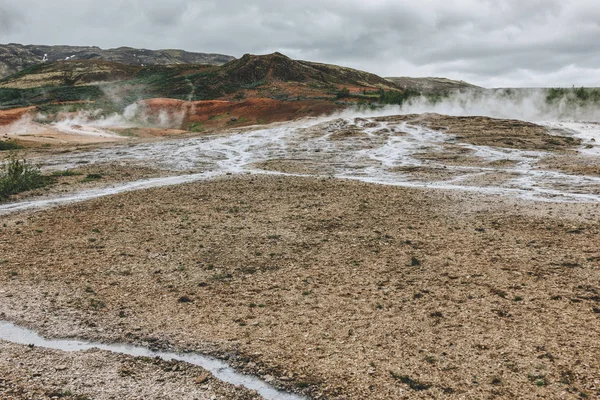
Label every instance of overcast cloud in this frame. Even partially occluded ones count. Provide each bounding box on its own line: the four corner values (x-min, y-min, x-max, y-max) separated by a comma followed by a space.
0, 0, 599, 88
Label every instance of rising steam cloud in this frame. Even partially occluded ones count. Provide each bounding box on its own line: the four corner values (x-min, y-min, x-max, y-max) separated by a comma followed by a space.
395, 89, 600, 122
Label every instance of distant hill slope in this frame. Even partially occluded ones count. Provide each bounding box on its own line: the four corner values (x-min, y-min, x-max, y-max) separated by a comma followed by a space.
219, 52, 397, 89
0, 52, 405, 108
0, 60, 143, 89
386, 76, 480, 93
0, 43, 235, 79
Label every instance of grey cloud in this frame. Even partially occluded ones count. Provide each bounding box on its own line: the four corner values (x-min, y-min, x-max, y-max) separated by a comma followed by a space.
0, 1, 24, 36
1, 0, 600, 87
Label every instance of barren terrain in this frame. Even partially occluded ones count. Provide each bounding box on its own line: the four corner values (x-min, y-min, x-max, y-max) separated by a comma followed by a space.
1, 175, 599, 399
0, 111, 599, 399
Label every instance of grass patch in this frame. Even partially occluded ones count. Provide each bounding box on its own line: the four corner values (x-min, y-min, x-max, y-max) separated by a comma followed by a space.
81, 173, 103, 182
187, 122, 205, 132
0, 141, 24, 151
117, 128, 139, 138
51, 170, 83, 177
528, 374, 548, 387
0, 155, 52, 200
89, 298, 106, 310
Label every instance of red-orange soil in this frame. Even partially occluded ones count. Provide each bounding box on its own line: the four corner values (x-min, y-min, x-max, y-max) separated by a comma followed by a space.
139, 98, 340, 130
0, 107, 35, 126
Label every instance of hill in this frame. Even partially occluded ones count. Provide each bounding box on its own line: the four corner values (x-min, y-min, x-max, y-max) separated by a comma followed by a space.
0, 43, 234, 79
219, 52, 396, 89
0, 60, 142, 89
0, 52, 406, 110
385, 76, 480, 93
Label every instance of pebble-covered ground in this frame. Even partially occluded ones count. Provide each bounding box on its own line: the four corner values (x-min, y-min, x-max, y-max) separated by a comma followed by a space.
1, 175, 599, 399
0, 340, 259, 399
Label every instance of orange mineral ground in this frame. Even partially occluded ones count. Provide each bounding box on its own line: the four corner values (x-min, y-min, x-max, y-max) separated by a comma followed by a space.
0, 107, 35, 126
138, 97, 341, 130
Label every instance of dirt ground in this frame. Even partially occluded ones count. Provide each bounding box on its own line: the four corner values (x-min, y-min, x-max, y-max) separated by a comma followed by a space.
0, 340, 258, 400
0, 98, 340, 149
4, 163, 173, 203
383, 114, 580, 151
1, 175, 599, 399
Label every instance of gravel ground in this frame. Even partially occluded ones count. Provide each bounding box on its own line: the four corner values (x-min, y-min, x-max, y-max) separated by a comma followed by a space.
0, 340, 259, 400
0, 175, 599, 399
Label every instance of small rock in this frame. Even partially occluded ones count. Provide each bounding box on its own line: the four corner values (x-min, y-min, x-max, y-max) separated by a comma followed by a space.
194, 372, 210, 384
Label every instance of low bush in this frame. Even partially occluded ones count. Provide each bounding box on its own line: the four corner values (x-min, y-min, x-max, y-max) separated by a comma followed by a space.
0, 155, 51, 200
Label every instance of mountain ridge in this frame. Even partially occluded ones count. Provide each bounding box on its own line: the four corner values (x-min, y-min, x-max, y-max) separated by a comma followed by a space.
385, 76, 480, 93
0, 43, 235, 79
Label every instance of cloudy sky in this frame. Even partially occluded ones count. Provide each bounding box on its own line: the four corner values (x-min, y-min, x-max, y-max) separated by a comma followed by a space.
0, 0, 599, 88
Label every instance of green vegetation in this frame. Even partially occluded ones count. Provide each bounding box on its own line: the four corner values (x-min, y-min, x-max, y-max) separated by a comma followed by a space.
0, 141, 24, 151
51, 170, 83, 177
336, 87, 351, 99
0, 155, 52, 200
116, 128, 139, 137
187, 122, 205, 132
528, 374, 548, 387
81, 173, 103, 182
546, 87, 600, 105
89, 298, 106, 309
0, 85, 103, 108
378, 88, 420, 105
241, 80, 267, 89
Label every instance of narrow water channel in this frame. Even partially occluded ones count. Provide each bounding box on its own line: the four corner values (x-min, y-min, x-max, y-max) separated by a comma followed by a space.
0, 321, 306, 400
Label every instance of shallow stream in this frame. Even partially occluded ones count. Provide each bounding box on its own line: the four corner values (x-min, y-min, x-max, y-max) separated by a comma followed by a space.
0, 321, 305, 400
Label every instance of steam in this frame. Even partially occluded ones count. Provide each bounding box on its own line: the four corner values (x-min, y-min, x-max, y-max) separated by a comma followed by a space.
48, 104, 188, 133
395, 89, 600, 122
54, 109, 134, 128
5, 88, 600, 143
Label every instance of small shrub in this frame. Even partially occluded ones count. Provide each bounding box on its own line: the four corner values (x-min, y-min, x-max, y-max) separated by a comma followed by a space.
528, 374, 548, 387
0, 155, 51, 200
89, 299, 106, 309
491, 377, 503, 386
336, 87, 351, 99
178, 295, 193, 303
